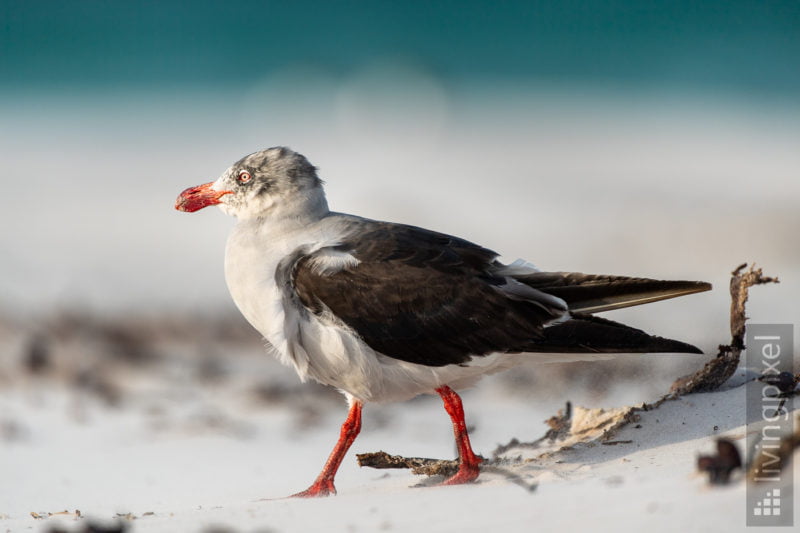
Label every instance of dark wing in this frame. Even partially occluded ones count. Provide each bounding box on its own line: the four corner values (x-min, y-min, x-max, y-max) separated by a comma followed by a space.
290, 222, 568, 367
530, 313, 703, 354
512, 271, 711, 314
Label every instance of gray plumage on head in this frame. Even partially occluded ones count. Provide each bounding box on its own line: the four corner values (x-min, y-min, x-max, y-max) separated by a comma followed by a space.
213, 146, 328, 221
235, 146, 322, 192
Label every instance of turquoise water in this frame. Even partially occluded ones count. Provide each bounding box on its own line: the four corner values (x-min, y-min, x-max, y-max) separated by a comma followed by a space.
2, 1, 799, 100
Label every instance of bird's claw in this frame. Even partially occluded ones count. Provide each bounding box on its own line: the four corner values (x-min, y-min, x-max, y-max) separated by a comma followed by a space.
439, 463, 481, 486
290, 480, 337, 498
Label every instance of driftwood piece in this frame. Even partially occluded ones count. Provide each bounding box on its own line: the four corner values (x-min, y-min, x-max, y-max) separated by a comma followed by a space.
670, 263, 778, 395
356, 451, 538, 492
356, 451, 460, 478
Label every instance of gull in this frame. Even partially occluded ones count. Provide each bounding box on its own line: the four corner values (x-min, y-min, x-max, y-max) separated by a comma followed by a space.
175, 146, 710, 497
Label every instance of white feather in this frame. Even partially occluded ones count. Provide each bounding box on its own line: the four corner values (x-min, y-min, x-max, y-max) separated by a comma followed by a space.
497, 258, 541, 275
305, 249, 360, 276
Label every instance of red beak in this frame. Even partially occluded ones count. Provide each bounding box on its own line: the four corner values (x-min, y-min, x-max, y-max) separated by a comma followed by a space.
175, 182, 232, 213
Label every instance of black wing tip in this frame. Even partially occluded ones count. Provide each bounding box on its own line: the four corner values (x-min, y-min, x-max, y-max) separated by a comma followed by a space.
533, 314, 707, 355
629, 278, 713, 295
686, 280, 713, 293
652, 337, 705, 354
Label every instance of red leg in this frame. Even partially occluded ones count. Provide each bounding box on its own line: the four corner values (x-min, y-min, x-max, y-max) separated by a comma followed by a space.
435, 385, 482, 485
291, 400, 363, 497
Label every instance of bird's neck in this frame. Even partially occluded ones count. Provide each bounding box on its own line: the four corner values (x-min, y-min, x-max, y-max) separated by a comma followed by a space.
241, 187, 331, 236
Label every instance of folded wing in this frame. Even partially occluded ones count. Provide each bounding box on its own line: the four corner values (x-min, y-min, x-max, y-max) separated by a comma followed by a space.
289, 221, 710, 366
291, 222, 566, 366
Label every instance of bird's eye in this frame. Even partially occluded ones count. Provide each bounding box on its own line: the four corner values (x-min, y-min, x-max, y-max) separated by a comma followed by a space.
237, 170, 252, 183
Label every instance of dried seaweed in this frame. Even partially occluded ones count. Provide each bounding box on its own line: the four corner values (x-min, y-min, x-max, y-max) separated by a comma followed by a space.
671, 263, 778, 395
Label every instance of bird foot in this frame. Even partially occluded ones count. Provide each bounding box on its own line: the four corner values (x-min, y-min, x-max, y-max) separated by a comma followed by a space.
291, 479, 337, 498
439, 462, 481, 486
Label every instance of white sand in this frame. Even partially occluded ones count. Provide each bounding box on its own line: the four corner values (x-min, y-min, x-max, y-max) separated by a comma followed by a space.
1, 363, 796, 532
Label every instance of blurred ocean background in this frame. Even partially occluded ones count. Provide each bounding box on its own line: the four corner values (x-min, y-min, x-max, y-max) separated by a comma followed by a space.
1, 0, 797, 348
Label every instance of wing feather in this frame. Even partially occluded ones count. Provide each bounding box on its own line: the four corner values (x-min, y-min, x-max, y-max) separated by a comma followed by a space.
291, 223, 567, 366
288, 221, 709, 365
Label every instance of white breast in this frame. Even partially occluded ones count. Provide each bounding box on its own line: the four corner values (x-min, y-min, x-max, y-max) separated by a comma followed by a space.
225, 216, 334, 373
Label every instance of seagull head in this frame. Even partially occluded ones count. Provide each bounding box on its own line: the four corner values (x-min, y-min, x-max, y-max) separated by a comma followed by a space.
175, 146, 328, 221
